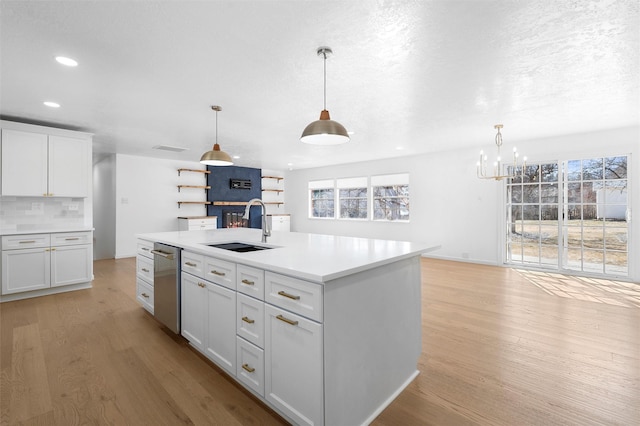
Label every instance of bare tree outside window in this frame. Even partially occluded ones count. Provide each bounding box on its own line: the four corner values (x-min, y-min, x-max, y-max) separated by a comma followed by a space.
373, 185, 410, 221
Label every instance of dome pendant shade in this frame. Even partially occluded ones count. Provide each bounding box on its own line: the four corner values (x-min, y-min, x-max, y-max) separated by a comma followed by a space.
300, 47, 349, 145
300, 109, 350, 145
200, 105, 233, 166
200, 143, 233, 166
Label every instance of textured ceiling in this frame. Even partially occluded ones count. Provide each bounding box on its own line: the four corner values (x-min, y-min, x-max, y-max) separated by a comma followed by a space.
1, 0, 638, 170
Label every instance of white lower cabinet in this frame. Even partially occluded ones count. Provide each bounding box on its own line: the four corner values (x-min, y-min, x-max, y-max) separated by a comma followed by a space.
136, 239, 154, 314
204, 281, 236, 375
264, 304, 324, 426
181, 272, 206, 349
1, 232, 92, 296
181, 268, 236, 375
180, 251, 324, 425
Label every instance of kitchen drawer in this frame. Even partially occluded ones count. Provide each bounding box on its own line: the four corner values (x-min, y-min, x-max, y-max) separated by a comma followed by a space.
236, 336, 264, 397
182, 251, 204, 278
203, 256, 235, 289
187, 224, 217, 230
136, 255, 154, 284
237, 293, 264, 348
136, 277, 154, 314
237, 264, 265, 300
265, 272, 323, 322
137, 239, 154, 258
51, 231, 92, 246
2, 234, 50, 250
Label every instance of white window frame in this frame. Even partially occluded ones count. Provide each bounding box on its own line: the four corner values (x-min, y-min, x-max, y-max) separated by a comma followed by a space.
337, 177, 368, 220
371, 173, 410, 222
308, 179, 335, 219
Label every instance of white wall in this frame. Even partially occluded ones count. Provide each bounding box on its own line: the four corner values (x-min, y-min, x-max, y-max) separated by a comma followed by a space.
286, 126, 640, 280
114, 154, 209, 258
93, 154, 116, 259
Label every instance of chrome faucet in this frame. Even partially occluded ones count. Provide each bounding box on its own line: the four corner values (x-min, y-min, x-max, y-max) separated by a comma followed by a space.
243, 198, 271, 243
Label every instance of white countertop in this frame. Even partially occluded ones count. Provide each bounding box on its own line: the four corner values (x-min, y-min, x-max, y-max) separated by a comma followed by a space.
1, 227, 94, 236
137, 228, 439, 283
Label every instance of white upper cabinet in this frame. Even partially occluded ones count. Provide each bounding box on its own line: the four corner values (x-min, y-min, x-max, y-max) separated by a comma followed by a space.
1, 129, 89, 197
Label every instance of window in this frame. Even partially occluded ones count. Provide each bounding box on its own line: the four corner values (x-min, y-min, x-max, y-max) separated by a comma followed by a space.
371, 174, 410, 221
337, 177, 368, 219
506, 155, 629, 277
309, 180, 335, 218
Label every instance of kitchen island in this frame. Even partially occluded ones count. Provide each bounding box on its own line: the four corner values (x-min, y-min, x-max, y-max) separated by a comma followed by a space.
137, 228, 438, 426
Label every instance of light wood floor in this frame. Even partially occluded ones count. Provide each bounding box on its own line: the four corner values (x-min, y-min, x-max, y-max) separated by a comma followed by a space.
1, 258, 638, 425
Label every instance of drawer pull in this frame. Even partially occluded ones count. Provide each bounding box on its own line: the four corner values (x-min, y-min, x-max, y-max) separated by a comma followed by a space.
276, 314, 298, 326
65, 237, 80, 241
277, 290, 300, 300
141, 293, 149, 298
211, 270, 226, 276
185, 261, 197, 267
242, 363, 255, 373
241, 279, 255, 286
141, 247, 150, 251
19, 240, 37, 244
198, 282, 206, 288
141, 268, 149, 273
242, 316, 255, 324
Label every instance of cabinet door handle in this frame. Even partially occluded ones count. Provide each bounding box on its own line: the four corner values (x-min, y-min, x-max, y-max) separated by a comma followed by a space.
141, 293, 149, 298
242, 363, 255, 373
185, 261, 197, 267
141, 247, 150, 252
277, 290, 300, 300
151, 250, 174, 260
19, 240, 37, 244
65, 237, 80, 241
241, 279, 255, 286
242, 316, 255, 324
141, 268, 149, 273
211, 270, 226, 276
276, 314, 298, 326
198, 282, 206, 288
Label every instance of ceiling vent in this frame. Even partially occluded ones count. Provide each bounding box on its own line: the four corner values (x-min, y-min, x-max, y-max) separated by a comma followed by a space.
152, 145, 189, 152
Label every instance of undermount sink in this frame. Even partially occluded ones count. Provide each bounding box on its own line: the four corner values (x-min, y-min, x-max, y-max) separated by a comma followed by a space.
206, 242, 274, 253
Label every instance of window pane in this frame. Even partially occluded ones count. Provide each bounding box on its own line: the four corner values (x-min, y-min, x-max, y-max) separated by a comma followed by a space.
541, 205, 558, 221
373, 184, 409, 221
523, 205, 539, 220
540, 163, 558, 182
540, 225, 558, 245
583, 250, 604, 273
567, 160, 581, 181
564, 226, 582, 248
567, 182, 581, 203
524, 165, 540, 183
566, 204, 581, 220
540, 183, 558, 203
604, 225, 627, 251
604, 156, 627, 179
605, 252, 628, 275
523, 185, 539, 203
540, 246, 558, 266
582, 158, 603, 180
510, 185, 522, 203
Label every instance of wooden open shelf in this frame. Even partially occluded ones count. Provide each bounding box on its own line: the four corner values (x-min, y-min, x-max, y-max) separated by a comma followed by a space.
262, 189, 283, 193
178, 168, 211, 176
177, 201, 212, 208
262, 175, 283, 181
178, 185, 211, 192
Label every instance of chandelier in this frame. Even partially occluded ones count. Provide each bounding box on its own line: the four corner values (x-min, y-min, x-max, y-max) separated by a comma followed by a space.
476, 124, 526, 181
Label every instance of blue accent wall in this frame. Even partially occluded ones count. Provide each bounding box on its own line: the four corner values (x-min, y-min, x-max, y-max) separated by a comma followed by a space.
206, 166, 263, 228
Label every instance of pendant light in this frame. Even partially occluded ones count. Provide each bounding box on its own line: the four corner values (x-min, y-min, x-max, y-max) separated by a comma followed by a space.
300, 47, 350, 145
200, 105, 233, 166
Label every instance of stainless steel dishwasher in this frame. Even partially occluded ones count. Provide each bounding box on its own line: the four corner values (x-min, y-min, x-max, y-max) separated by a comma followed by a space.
151, 243, 181, 333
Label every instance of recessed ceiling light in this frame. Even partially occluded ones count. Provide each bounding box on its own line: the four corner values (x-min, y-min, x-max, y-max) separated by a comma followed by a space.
395, 146, 404, 150
55, 56, 78, 67
287, 163, 293, 166
43, 101, 60, 108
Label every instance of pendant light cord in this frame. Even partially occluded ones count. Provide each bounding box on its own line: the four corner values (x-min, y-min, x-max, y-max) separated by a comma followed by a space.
323, 50, 327, 110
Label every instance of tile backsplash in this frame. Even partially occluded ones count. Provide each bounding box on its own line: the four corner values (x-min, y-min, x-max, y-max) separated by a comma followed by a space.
0, 197, 86, 232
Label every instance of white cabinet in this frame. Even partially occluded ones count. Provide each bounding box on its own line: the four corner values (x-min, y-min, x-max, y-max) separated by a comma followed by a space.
181, 272, 206, 349
264, 272, 324, 426
1, 231, 92, 295
178, 216, 217, 231
181, 252, 236, 375
136, 239, 154, 314
204, 281, 236, 375
267, 214, 290, 232
1, 129, 89, 197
